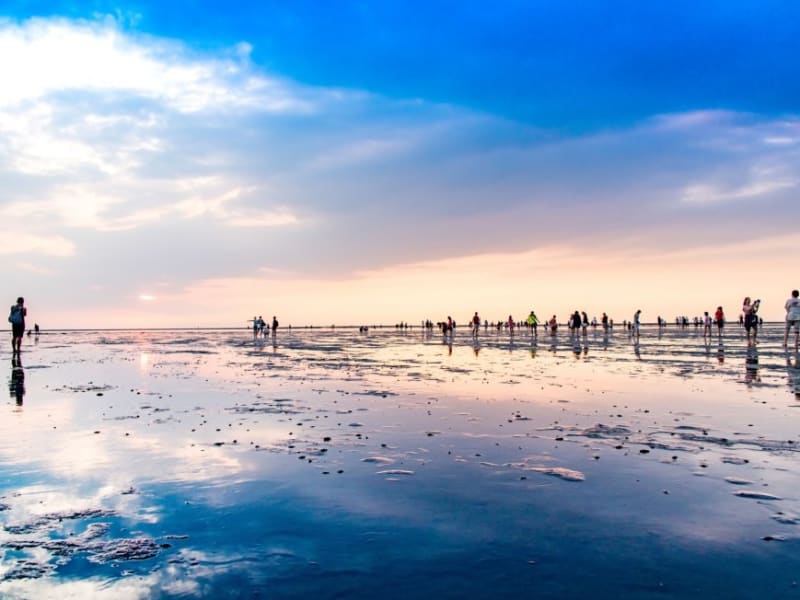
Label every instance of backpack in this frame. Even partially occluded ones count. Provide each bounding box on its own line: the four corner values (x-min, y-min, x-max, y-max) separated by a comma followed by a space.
8, 305, 23, 325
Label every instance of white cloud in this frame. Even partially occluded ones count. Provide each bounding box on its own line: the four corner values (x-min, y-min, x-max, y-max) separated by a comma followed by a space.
224, 208, 299, 227
0, 102, 119, 175
650, 109, 740, 131
763, 136, 797, 146
0, 17, 314, 114
681, 175, 797, 205
0, 231, 75, 256
0, 16, 320, 238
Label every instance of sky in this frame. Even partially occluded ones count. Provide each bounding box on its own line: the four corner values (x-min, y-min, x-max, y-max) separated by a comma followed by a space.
1, 1, 799, 328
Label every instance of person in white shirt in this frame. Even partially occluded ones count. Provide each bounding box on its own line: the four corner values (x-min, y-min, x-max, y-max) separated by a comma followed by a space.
703, 311, 712, 338
784, 290, 800, 350
632, 310, 641, 338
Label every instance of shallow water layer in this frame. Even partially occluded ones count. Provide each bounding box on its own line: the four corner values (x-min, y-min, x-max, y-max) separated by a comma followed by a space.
1, 325, 800, 599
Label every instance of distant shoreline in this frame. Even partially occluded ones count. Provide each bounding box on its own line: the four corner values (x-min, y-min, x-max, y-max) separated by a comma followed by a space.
4, 322, 786, 333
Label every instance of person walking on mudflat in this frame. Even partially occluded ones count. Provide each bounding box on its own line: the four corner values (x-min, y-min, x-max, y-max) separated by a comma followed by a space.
8, 297, 26, 354
785, 290, 800, 350
742, 297, 759, 346
714, 306, 725, 340
632, 310, 642, 339
472, 312, 481, 338
527, 310, 538, 337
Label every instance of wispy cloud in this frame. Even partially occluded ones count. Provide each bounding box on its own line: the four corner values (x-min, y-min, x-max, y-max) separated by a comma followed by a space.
0, 231, 75, 256
681, 180, 796, 205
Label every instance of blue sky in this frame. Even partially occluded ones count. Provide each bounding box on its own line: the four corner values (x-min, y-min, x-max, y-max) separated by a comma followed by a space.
9, 1, 800, 126
134, 1, 800, 123
1, 2, 799, 325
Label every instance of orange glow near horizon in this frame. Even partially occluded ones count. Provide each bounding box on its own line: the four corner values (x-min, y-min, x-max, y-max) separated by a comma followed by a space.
35, 233, 800, 329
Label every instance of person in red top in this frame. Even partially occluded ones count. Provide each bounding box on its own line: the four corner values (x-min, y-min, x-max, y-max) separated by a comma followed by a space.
714, 306, 725, 340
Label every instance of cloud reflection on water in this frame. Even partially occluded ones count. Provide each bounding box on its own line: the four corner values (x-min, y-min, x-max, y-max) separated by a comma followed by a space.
1, 327, 799, 596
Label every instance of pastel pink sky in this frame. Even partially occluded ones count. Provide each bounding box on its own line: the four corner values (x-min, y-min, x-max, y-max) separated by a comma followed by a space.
44, 234, 798, 328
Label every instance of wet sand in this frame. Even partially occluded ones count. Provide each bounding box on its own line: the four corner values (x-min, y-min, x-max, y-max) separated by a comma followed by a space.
1, 325, 799, 598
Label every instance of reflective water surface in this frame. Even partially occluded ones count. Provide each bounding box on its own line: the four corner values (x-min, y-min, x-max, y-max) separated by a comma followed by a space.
2, 325, 800, 598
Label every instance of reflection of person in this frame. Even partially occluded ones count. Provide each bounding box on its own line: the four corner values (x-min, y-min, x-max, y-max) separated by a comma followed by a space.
745, 347, 759, 385
784, 290, 800, 350
9, 297, 26, 354
787, 355, 800, 398
10, 355, 24, 406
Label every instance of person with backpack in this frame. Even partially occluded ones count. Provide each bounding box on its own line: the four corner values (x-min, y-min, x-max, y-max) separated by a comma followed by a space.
8, 297, 26, 354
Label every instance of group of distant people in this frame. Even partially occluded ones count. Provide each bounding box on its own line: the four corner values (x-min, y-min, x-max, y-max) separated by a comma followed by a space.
436, 310, 617, 339
8, 291, 800, 354
252, 315, 279, 338
688, 294, 800, 349
423, 290, 800, 352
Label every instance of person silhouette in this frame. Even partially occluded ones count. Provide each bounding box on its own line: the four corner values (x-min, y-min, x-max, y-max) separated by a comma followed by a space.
9, 297, 26, 354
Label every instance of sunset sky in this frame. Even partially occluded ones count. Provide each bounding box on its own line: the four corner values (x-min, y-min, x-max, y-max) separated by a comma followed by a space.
2, 2, 799, 328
